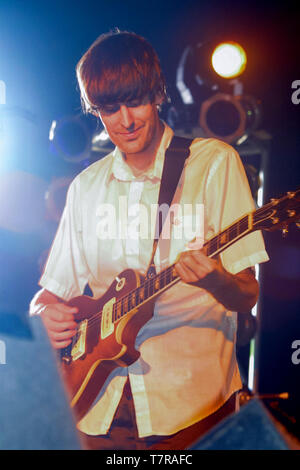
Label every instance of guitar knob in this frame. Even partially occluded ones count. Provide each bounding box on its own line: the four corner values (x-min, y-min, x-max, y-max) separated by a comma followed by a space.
62, 355, 72, 364
272, 217, 279, 224
288, 210, 296, 217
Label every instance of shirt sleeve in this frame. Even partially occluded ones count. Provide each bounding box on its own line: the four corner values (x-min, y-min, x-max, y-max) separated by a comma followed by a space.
204, 141, 269, 274
39, 176, 90, 301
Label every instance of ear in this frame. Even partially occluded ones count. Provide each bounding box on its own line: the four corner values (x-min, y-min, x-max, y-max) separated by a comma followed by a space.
154, 93, 164, 106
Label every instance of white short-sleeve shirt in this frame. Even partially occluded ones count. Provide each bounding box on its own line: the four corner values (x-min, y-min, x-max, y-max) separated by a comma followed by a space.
39, 123, 269, 437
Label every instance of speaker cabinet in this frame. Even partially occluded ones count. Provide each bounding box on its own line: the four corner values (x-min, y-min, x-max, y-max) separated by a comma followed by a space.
0, 315, 81, 449
190, 398, 297, 450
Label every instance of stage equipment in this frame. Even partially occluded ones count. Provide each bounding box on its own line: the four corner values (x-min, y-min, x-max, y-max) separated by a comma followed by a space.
49, 114, 93, 163
49, 114, 114, 165
199, 92, 262, 144
189, 397, 299, 450
173, 41, 261, 145
0, 313, 82, 449
211, 42, 247, 79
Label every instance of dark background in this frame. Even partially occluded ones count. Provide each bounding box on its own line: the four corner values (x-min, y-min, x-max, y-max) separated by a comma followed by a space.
0, 0, 299, 442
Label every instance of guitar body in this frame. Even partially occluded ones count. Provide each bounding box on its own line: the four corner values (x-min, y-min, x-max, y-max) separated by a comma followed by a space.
60, 269, 154, 420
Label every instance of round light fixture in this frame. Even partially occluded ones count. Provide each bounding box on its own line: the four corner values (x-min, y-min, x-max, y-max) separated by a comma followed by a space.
211, 42, 247, 79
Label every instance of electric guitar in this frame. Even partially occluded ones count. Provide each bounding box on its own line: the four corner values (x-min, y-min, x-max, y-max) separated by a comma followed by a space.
59, 189, 300, 420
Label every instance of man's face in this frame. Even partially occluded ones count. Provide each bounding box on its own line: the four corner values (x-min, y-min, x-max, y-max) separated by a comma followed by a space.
95, 96, 162, 157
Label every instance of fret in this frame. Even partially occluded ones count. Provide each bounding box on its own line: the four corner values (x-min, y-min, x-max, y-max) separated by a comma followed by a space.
144, 280, 150, 301
123, 296, 128, 313
218, 229, 229, 248
230, 223, 238, 240
130, 291, 136, 308
206, 237, 217, 256
138, 286, 144, 302
159, 271, 165, 289
111, 213, 253, 325
166, 267, 172, 284
149, 278, 155, 297
116, 300, 122, 320
127, 293, 132, 311
203, 215, 251, 259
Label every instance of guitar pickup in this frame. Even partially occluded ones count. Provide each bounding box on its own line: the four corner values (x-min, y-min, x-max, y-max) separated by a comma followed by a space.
71, 319, 88, 361
101, 297, 116, 339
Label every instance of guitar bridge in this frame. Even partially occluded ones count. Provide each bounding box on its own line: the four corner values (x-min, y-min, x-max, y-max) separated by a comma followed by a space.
71, 319, 88, 361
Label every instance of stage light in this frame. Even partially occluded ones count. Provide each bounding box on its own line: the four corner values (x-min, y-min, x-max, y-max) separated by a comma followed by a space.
211, 42, 247, 79
173, 41, 253, 137
199, 93, 262, 144
49, 114, 92, 163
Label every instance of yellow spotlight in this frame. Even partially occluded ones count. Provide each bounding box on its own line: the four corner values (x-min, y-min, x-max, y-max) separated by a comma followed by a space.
211, 42, 247, 79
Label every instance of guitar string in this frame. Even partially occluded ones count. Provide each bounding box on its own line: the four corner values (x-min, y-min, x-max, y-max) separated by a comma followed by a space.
66, 200, 292, 353
64, 194, 299, 354
79, 265, 178, 330
72, 203, 281, 335
77, 213, 252, 332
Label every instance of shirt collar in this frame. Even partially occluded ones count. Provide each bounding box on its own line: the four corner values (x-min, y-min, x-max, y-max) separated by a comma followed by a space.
108, 122, 174, 184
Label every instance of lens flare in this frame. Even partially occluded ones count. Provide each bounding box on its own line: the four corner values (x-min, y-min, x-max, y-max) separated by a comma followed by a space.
211, 42, 247, 79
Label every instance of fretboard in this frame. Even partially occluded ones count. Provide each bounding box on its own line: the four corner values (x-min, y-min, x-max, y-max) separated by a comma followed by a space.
112, 213, 253, 322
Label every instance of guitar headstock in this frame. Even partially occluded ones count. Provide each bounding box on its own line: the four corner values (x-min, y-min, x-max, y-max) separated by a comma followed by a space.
253, 188, 300, 233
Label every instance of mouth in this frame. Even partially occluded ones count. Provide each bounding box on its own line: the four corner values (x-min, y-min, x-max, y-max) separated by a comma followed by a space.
118, 125, 144, 139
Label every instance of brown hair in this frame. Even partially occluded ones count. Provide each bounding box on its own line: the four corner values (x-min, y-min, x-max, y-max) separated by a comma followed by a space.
76, 30, 167, 113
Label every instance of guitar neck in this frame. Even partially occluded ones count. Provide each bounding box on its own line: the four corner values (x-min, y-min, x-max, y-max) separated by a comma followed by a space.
113, 212, 254, 321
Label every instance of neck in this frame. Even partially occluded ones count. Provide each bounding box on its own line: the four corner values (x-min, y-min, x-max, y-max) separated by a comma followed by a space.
124, 120, 164, 176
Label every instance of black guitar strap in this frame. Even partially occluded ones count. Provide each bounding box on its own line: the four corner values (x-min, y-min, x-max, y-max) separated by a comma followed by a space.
147, 135, 193, 277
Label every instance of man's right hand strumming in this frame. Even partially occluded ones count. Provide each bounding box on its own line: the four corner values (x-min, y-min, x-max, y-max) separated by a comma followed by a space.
30, 288, 78, 349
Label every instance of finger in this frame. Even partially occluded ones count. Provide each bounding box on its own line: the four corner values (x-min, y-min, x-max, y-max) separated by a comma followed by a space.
55, 303, 78, 315
180, 251, 216, 277
177, 256, 206, 280
46, 319, 78, 332
50, 329, 77, 341
42, 306, 77, 323
175, 261, 199, 283
55, 303, 79, 314
51, 338, 73, 349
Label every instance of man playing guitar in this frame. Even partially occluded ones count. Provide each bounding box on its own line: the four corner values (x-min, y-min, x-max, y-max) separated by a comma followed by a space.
30, 30, 269, 450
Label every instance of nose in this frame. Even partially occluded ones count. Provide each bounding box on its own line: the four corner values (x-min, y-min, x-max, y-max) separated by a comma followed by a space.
119, 105, 134, 129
